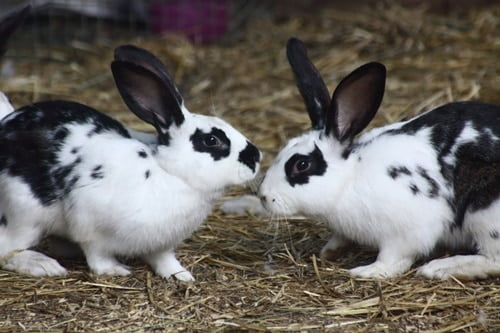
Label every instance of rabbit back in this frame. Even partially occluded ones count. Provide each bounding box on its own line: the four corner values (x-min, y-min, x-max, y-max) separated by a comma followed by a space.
323, 101, 500, 249
378, 101, 500, 228
1, 101, 131, 205
0, 100, 212, 255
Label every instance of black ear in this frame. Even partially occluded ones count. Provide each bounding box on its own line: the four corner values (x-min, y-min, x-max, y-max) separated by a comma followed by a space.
0, 4, 30, 58
111, 60, 185, 131
286, 37, 331, 130
113, 45, 183, 106
327, 62, 386, 142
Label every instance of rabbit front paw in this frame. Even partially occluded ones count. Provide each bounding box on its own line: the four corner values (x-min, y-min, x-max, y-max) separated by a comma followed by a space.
219, 195, 268, 216
83, 250, 131, 276
2, 250, 68, 276
145, 250, 195, 281
350, 259, 410, 279
417, 255, 500, 280
172, 270, 195, 282
350, 262, 392, 278
90, 262, 131, 276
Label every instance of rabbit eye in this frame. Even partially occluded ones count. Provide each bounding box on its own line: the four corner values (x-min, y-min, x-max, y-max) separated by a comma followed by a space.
191, 128, 231, 161
295, 159, 311, 172
284, 145, 327, 187
203, 134, 220, 147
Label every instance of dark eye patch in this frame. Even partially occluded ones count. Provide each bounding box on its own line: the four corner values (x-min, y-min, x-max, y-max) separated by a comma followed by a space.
190, 127, 230, 161
285, 145, 327, 187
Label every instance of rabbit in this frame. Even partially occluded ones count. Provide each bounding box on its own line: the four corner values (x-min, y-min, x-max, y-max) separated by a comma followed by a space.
258, 37, 500, 280
0, 10, 261, 281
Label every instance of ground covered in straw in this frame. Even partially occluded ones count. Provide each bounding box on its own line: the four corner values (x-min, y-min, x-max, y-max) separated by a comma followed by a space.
1, 2, 499, 332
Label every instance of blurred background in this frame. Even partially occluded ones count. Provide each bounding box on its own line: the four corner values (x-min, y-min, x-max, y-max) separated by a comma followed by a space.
1, 1, 498, 164
0, 0, 499, 166
0, 1, 497, 44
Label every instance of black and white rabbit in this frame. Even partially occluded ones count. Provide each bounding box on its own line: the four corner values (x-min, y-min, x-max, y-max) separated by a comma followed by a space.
0, 8, 261, 280
258, 37, 500, 280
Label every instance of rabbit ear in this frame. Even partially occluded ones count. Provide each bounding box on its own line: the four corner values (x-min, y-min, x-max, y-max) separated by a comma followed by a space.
327, 62, 386, 142
286, 37, 331, 130
111, 60, 185, 133
0, 4, 30, 57
113, 45, 183, 107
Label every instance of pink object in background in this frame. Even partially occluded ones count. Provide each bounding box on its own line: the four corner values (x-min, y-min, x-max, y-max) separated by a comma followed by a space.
150, 0, 229, 43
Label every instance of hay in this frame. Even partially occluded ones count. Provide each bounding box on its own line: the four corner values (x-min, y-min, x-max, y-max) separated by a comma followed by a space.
1, 2, 499, 332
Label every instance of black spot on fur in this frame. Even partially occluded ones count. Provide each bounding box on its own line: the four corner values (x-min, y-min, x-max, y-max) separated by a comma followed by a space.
341, 148, 351, 160
384, 102, 500, 228
285, 145, 327, 187
0, 215, 7, 226
90, 165, 104, 179
157, 133, 171, 146
342, 140, 371, 160
64, 175, 80, 195
87, 124, 108, 137
416, 167, 440, 198
238, 141, 260, 172
53, 127, 69, 141
53, 157, 82, 190
387, 166, 412, 179
145, 170, 151, 179
454, 144, 500, 213
190, 127, 230, 161
138, 150, 148, 158
0, 131, 59, 205
409, 183, 419, 195
0, 101, 131, 206
447, 124, 500, 227
490, 230, 499, 240
70, 147, 80, 154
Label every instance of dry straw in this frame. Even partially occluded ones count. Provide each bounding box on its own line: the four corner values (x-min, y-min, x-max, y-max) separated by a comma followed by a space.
0, 2, 499, 332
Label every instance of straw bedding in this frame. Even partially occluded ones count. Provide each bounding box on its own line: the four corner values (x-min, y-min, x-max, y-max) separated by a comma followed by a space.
0, 2, 499, 332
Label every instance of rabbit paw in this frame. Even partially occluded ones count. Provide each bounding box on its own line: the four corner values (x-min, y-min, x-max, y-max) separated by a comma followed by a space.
172, 270, 195, 282
155, 262, 195, 281
85, 255, 131, 276
219, 195, 268, 216
417, 255, 500, 280
2, 250, 67, 276
145, 250, 195, 281
350, 261, 403, 279
92, 264, 131, 276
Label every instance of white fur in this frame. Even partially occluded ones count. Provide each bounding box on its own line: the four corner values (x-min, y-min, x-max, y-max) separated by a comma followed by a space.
256, 42, 500, 280
0, 98, 259, 282
219, 194, 269, 216
260, 114, 500, 280
0, 41, 262, 279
